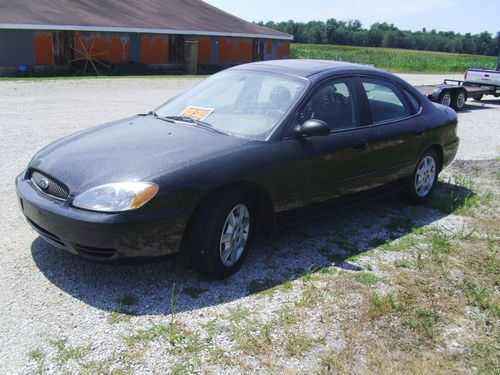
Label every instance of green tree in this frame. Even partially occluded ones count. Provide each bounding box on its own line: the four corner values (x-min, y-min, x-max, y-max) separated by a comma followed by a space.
257, 18, 498, 56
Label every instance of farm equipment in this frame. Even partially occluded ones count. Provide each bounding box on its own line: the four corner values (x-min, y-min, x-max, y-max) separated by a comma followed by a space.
67, 34, 111, 75
416, 79, 499, 110
416, 51, 500, 111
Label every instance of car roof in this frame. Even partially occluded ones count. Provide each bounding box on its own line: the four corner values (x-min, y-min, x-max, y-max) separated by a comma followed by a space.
230, 59, 377, 78
229, 59, 418, 93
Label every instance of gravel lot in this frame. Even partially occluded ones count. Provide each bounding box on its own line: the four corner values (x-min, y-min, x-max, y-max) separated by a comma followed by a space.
0, 74, 498, 374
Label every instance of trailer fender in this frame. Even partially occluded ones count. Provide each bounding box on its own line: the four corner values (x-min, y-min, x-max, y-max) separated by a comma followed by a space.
430, 86, 446, 101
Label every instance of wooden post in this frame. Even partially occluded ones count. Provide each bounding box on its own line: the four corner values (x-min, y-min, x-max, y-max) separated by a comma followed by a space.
184, 40, 198, 74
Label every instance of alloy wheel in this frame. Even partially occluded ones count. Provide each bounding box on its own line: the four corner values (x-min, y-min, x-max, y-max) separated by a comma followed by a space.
219, 204, 250, 267
415, 156, 436, 197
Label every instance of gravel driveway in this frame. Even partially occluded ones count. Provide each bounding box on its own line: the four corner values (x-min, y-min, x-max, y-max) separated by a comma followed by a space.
0, 74, 498, 374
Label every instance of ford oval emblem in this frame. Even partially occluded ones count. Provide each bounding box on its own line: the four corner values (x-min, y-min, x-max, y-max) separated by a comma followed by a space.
39, 178, 50, 189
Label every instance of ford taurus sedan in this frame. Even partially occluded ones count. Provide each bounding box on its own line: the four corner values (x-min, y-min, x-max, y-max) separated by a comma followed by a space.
16, 60, 459, 278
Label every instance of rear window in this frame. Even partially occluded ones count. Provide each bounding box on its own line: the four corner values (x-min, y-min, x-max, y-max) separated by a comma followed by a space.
361, 78, 411, 124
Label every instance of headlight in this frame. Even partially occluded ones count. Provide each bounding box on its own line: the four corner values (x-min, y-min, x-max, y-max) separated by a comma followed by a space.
72, 182, 159, 212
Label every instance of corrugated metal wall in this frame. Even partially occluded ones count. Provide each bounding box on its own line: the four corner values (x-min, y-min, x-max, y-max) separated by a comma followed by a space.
0, 29, 290, 70
265, 39, 274, 60
140, 34, 169, 64
274, 40, 290, 59
218, 37, 253, 64
197, 37, 211, 64
34, 31, 53, 65
0, 29, 35, 67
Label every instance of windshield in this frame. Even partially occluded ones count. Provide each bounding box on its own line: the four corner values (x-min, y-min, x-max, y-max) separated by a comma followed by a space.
155, 70, 309, 140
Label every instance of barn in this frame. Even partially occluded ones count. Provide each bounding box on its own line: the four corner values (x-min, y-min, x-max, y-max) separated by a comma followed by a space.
0, 0, 292, 76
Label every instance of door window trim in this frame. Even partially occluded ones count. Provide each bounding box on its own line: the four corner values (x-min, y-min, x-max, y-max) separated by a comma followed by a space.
401, 87, 423, 114
282, 75, 363, 139
354, 74, 423, 128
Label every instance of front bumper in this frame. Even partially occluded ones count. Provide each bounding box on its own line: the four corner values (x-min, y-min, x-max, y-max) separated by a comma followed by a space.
16, 173, 189, 262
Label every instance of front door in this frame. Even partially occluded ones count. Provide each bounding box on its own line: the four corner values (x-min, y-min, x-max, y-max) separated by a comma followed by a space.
276, 77, 372, 212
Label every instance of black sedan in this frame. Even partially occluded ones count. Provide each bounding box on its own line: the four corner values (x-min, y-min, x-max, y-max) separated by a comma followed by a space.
16, 60, 459, 278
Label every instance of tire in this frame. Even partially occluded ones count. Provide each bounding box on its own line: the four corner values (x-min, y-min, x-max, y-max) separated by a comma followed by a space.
186, 190, 253, 278
451, 90, 467, 111
404, 149, 440, 204
439, 91, 452, 107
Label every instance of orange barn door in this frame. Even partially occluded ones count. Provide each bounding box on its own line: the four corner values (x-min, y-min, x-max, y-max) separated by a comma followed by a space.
34, 33, 53, 66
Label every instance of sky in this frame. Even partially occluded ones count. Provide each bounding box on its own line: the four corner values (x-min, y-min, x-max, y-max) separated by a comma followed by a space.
204, 0, 499, 35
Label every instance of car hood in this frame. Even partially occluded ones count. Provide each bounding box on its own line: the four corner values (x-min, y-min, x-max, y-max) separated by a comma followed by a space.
28, 115, 249, 194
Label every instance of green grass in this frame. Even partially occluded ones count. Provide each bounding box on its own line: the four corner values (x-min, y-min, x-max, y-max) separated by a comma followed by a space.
50, 338, 90, 365
290, 43, 497, 73
369, 292, 406, 319
28, 347, 44, 362
404, 309, 441, 339
285, 333, 314, 357
28, 347, 45, 375
352, 272, 384, 286
127, 322, 183, 345
107, 311, 133, 325
394, 259, 412, 269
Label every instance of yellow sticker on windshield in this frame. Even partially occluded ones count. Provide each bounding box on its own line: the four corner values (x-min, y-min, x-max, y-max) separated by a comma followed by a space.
180, 106, 214, 121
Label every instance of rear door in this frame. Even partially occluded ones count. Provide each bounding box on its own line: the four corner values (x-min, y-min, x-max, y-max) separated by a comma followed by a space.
275, 77, 373, 211
355, 76, 423, 187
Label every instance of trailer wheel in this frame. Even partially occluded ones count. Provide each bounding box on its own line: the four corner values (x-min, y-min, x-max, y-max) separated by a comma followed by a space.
439, 91, 452, 107
451, 90, 466, 111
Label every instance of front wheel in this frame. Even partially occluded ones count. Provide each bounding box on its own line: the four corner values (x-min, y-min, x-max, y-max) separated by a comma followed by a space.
440, 91, 452, 107
404, 150, 439, 204
187, 190, 253, 278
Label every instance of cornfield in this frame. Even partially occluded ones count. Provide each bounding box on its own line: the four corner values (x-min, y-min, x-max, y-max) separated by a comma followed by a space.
290, 44, 498, 73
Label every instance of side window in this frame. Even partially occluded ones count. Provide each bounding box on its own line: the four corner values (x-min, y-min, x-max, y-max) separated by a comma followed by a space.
361, 78, 411, 124
299, 79, 359, 131
402, 88, 421, 113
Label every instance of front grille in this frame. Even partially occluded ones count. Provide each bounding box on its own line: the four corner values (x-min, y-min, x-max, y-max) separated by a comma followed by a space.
74, 244, 117, 259
30, 170, 69, 200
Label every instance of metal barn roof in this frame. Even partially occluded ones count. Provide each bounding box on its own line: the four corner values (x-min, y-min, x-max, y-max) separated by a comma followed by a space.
0, 0, 292, 40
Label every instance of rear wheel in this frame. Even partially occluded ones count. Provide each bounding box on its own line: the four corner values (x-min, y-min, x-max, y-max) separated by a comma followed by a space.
451, 90, 466, 111
187, 190, 253, 278
404, 149, 439, 204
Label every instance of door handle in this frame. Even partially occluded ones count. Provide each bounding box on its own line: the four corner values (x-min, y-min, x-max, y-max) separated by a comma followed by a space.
352, 142, 368, 152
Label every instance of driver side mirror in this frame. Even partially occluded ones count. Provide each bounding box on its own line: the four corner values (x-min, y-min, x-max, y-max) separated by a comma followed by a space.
292, 119, 330, 138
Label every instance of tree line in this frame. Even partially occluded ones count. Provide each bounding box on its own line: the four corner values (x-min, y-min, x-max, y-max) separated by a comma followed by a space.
257, 19, 500, 56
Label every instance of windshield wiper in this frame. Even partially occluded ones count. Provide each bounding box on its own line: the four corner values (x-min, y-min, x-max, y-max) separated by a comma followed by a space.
162, 116, 227, 135
164, 115, 211, 126
148, 111, 175, 123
